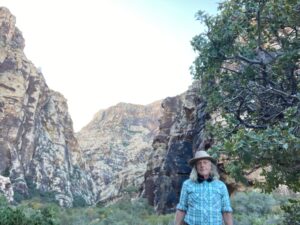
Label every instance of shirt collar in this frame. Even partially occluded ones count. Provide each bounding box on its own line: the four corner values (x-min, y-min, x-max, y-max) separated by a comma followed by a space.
197, 175, 213, 183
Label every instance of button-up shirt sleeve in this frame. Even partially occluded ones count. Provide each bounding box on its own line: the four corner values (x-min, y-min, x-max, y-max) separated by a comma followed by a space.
176, 181, 188, 211
221, 183, 233, 213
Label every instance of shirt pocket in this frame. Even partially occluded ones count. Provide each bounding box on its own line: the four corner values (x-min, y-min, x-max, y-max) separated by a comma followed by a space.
188, 190, 202, 207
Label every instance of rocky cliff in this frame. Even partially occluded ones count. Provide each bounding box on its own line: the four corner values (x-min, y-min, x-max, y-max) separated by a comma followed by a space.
0, 175, 13, 202
0, 7, 97, 206
76, 101, 162, 203
142, 82, 238, 214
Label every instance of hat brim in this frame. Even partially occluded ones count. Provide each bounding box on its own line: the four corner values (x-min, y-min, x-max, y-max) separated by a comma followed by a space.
188, 157, 216, 166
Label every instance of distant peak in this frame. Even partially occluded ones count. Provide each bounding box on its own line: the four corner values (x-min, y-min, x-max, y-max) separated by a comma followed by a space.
0, 7, 25, 52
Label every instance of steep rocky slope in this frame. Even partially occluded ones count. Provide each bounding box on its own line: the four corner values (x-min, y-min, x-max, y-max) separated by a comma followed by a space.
0, 7, 97, 206
76, 101, 162, 203
141, 82, 204, 213
141, 82, 238, 214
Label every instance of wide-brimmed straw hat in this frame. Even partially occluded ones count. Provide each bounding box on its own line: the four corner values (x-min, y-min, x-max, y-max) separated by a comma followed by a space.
188, 150, 216, 166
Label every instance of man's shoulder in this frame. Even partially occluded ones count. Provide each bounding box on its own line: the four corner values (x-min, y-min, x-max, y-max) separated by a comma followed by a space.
213, 179, 225, 183
212, 179, 228, 190
183, 179, 195, 186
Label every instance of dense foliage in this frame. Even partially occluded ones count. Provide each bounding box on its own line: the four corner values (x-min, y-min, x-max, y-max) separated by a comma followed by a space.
0, 196, 58, 225
281, 199, 300, 225
232, 191, 286, 225
192, 0, 300, 192
1, 191, 295, 225
0, 194, 174, 225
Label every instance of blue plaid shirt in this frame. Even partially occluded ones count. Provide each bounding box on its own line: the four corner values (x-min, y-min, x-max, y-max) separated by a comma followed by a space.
176, 179, 233, 225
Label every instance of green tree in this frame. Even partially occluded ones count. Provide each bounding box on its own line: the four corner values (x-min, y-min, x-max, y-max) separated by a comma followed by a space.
191, 0, 300, 192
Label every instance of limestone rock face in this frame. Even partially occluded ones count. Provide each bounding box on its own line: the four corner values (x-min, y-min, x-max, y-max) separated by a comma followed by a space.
76, 101, 162, 202
0, 7, 97, 206
0, 175, 13, 202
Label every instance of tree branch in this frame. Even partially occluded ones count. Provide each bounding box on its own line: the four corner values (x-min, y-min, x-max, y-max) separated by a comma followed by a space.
244, 165, 261, 176
236, 53, 262, 65
268, 86, 300, 101
220, 66, 241, 74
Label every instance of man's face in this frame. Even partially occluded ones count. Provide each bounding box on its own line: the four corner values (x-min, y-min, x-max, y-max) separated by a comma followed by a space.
196, 159, 212, 178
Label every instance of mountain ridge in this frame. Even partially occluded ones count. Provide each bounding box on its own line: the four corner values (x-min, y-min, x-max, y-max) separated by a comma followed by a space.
76, 100, 162, 203
0, 7, 97, 206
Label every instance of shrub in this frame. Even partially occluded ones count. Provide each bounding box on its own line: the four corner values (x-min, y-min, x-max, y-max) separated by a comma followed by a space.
281, 199, 300, 225
72, 195, 87, 207
0, 195, 59, 225
145, 213, 174, 225
232, 191, 286, 225
1, 167, 10, 177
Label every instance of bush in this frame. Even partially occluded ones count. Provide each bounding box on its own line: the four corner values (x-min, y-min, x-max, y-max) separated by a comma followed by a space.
1, 167, 10, 177
145, 214, 174, 225
232, 191, 287, 225
13, 190, 26, 203
0, 195, 59, 225
281, 199, 300, 225
72, 195, 87, 207
95, 198, 153, 225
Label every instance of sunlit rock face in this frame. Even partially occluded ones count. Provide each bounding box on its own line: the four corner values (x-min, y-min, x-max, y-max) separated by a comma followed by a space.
76, 101, 162, 203
0, 175, 14, 202
0, 7, 97, 206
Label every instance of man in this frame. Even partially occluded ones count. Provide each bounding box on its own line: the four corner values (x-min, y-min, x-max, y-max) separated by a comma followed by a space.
174, 150, 233, 225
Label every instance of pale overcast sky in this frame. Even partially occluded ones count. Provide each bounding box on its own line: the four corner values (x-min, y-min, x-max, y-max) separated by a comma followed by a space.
1, 0, 219, 131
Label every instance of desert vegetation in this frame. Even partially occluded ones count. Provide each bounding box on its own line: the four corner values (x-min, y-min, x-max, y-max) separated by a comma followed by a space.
1, 190, 299, 225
